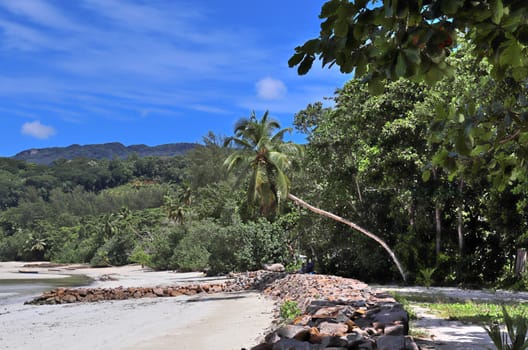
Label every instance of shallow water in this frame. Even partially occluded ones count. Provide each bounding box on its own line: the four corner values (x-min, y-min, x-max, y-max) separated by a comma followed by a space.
0, 274, 93, 305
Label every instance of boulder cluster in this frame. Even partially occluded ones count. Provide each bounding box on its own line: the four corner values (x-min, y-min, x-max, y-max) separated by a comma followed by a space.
253, 273, 418, 350
26, 271, 418, 349
26, 283, 231, 305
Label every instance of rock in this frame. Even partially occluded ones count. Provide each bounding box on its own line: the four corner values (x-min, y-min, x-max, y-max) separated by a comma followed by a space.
264, 263, 285, 272
272, 338, 319, 350
293, 315, 311, 326
320, 336, 347, 347
312, 306, 342, 319
372, 305, 408, 325
62, 294, 77, 303
265, 331, 281, 344
344, 332, 364, 346
384, 324, 405, 336
318, 322, 348, 336
153, 288, 164, 297
376, 335, 406, 350
277, 325, 311, 340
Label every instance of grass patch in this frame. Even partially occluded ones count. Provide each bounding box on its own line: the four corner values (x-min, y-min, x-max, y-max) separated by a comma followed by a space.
423, 302, 528, 325
390, 291, 528, 329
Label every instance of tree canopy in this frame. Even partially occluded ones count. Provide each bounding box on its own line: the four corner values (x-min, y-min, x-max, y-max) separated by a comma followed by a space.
290, 0, 528, 89
290, 1, 528, 192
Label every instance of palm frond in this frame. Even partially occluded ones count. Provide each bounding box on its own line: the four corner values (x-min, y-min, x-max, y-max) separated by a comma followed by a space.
271, 127, 292, 143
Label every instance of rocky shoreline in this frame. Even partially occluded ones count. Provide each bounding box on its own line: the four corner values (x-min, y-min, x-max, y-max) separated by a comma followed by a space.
27, 271, 418, 350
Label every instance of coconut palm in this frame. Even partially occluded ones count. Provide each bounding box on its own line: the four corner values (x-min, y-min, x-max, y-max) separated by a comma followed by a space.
224, 111, 406, 281
224, 110, 301, 216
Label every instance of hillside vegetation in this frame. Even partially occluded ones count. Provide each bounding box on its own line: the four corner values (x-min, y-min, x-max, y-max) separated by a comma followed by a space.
12, 142, 196, 165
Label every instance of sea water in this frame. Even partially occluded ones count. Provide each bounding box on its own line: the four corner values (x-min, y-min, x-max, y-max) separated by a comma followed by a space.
0, 275, 93, 306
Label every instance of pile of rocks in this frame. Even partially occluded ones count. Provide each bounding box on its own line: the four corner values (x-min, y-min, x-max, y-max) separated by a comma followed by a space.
251, 274, 418, 350
26, 283, 229, 305
230, 270, 288, 290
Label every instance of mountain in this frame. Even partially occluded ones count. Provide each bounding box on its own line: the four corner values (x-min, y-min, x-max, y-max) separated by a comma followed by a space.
12, 142, 197, 165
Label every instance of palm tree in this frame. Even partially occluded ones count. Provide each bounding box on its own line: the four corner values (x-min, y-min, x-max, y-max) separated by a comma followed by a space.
224, 111, 406, 281
224, 110, 301, 216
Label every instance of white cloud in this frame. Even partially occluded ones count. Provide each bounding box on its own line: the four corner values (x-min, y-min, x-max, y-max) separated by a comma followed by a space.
21, 121, 56, 139
256, 77, 287, 100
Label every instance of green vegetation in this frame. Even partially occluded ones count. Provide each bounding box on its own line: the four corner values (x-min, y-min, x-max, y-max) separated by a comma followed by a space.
486, 306, 528, 350
280, 300, 302, 321
417, 267, 437, 288
425, 302, 528, 325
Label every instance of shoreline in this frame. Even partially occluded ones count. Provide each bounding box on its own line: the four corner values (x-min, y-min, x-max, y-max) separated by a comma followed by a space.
0, 261, 276, 350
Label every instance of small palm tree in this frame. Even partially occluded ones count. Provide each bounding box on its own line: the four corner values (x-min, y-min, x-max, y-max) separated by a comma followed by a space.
224, 111, 406, 281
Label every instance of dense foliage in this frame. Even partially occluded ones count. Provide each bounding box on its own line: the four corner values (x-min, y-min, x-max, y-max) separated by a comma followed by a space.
292, 0, 528, 198
291, 49, 527, 286
0, 143, 290, 274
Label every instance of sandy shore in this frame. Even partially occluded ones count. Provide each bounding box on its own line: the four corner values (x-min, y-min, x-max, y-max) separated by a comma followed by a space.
0, 261, 276, 350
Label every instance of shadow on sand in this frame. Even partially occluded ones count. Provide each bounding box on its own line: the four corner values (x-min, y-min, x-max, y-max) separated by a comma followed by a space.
186, 293, 249, 303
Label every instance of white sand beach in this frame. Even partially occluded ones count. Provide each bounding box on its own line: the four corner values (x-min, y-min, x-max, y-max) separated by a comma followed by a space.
0, 262, 276, 350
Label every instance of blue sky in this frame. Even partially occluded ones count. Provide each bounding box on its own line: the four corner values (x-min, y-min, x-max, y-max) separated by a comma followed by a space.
0, 0, 349, 157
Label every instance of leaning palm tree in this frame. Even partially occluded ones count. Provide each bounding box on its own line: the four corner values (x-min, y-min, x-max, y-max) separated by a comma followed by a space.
224, 111, 406, 281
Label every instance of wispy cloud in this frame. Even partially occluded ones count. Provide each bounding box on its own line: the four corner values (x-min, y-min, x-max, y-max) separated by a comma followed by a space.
2, 0, 81, 31
189, 105, 230, 115
0, 19, 56, 51
21, 121, 56, 139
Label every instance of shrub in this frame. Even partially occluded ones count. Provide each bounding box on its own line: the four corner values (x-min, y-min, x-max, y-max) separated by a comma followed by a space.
416, 267, 436, 288
280, 300, 301, 321
170, 236, 209, 272
208, 219, 289, 275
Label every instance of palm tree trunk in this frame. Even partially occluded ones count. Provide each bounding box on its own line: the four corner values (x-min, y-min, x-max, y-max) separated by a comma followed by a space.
287, 193, 406, 282
435, 205, 442, 257
432, 167, 442, 259
457, 180, 464, 256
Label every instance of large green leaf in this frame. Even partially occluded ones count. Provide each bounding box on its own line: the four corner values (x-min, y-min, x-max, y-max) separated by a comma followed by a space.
499, 40, 523, 68
491, 0, 504, 25
334, 19, 349, 37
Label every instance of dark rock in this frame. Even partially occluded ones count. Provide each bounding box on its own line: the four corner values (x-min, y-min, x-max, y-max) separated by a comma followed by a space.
272, 338, 318, 350
384, 324, 405, 336
376, 335, 406, 350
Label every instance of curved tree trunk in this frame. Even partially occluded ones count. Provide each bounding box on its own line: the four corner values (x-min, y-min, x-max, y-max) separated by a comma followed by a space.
287, 193, 407, 282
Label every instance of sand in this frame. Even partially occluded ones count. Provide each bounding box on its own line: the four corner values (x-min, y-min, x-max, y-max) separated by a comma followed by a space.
0, 262, 276, 350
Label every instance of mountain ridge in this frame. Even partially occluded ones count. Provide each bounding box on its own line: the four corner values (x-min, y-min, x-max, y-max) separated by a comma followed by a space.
12, 142, 197, 165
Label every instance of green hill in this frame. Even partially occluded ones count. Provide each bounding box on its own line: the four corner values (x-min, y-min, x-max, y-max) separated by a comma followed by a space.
12, 142, 197, 165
